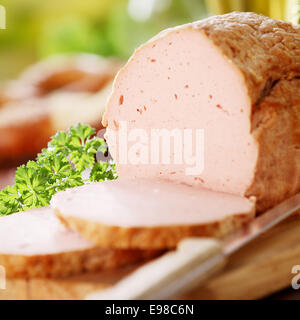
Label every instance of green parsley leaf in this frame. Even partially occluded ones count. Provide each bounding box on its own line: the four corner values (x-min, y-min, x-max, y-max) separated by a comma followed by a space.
0, 123, 117, 216
90, 161, 117, 182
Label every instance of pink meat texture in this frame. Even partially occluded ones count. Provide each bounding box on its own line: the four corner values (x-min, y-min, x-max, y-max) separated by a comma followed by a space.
0, 208, 160, 277
103, 12, 300, 212
51, 179, 255, 248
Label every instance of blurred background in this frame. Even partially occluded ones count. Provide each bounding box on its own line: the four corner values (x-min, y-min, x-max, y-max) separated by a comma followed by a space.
0, 0, 299, 80
0, 0, 299, 187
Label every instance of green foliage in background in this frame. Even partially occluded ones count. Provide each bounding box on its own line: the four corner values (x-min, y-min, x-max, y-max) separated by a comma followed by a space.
38, 16, 114, 57
0, 0, 208, 79
0, 0, 299, 79
106, 0, 207, 58
38, 0, 208, 59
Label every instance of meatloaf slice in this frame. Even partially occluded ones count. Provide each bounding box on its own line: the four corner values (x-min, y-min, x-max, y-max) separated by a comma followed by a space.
0, 207, 160, 278
103, 12, 300, 212
51, 179, 255, 249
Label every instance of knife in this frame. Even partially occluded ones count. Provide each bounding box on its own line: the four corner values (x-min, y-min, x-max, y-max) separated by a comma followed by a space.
87, 193, 300, 300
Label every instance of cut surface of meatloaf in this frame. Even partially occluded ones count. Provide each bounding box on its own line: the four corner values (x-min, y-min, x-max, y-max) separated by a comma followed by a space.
103, 12, 300, 212
51, 179, 255, 249
0, 207, 160, 278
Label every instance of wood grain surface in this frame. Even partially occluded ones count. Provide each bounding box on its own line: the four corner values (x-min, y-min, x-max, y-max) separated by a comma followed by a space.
1, 213, 300, 300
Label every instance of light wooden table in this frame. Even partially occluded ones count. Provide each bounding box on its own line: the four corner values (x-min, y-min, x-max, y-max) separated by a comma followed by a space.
1, 213, 300, 300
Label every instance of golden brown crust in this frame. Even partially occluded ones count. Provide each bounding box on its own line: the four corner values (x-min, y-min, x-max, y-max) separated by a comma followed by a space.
21, 55, 122, 95
37, 70, 115, 95
246, 78, 300, 212
55, 207, 254, 249
194, 12, 300, 104
0, 207, 160, 279
195, 14, 300, 210
0, 245, 160, 279
0, 106, 54, 166
191, 14, 300, 211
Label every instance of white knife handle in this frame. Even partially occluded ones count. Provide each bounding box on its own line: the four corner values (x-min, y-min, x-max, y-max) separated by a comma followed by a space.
87, 238, 227, 300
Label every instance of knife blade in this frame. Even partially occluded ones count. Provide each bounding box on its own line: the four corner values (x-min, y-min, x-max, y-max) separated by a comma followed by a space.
87, 193, 300, 300
224, 192, 300, 255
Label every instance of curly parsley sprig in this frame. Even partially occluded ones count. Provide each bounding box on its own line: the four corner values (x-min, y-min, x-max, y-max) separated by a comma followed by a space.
0, 123, 117, 216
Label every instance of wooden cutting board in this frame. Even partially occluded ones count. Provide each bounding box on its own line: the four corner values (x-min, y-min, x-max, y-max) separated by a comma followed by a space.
1, 213, 300, 300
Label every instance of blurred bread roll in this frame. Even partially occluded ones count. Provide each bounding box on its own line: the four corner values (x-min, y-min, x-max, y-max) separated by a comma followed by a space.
0, 54, 123, 166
